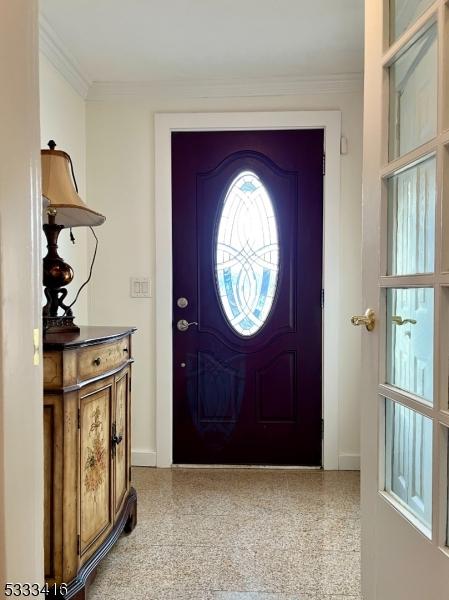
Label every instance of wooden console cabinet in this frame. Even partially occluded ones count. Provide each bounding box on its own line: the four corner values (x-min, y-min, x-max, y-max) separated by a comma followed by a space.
43, 327, 137, 599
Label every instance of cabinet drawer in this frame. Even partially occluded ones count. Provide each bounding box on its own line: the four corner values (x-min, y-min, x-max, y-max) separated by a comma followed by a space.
79, 337, 130, 382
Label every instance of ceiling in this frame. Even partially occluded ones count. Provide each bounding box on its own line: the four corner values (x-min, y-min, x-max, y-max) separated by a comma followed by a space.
40, 0, 364, 84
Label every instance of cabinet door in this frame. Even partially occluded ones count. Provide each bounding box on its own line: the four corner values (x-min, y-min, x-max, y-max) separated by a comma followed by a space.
79, 380, 113, 560
114, 367, 130, 516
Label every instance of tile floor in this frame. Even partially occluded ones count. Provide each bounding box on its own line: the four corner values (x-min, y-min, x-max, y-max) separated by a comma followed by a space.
89, 468, 361, 600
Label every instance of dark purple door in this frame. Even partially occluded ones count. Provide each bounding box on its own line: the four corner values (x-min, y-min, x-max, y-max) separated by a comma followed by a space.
172, 129, 323, 465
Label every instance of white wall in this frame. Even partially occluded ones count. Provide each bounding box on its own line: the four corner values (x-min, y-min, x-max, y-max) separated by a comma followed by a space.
39, 54, 90, 324
0, 0, 43, 586
86, 90, 363, 468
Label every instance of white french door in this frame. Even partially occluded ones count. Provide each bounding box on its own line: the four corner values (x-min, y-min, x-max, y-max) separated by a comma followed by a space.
361, 1, 449, 598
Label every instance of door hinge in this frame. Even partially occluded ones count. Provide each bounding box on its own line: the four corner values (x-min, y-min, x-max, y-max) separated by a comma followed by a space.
322, 153, 326, 176
321, 289, 324, 309
129, 466, 132, 482
129, 377, 132, 393
77, 534, 80, 555
77, 408, 80, 429
321, 419, 324, 440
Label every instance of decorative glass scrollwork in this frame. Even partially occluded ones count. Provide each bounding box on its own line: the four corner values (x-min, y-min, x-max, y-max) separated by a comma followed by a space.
215, 171, 279, 336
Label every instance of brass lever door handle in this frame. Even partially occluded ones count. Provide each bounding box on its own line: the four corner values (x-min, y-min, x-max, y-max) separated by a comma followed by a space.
392, 316, 417, 326
351, 308, 376, 331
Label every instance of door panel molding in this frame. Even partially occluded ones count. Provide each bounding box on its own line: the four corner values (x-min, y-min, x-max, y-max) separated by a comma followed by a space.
196, 351, 243, 424
154, 110, 342, 469
255, 350, 298, 424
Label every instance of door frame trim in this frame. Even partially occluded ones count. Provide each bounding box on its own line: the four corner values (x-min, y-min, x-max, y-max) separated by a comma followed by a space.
154, 110, 341, 469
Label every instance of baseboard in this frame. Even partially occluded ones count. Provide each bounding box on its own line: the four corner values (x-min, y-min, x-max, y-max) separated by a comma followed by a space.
173, 464, 321, 470
338, 453, 360, 470
131, 450, 157, 467
131, 451, 360, 470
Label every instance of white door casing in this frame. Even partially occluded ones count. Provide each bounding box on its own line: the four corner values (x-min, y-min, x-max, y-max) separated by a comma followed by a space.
154, 111, 341, 469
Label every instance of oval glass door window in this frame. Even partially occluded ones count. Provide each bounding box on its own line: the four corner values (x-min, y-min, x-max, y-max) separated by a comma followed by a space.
215, 171, 280, 336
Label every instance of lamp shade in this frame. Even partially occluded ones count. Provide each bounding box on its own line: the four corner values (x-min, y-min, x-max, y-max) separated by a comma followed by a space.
41, 148, 105, 227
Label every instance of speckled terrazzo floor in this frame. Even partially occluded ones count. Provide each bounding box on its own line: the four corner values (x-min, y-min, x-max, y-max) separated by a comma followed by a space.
88, 468, 361, 600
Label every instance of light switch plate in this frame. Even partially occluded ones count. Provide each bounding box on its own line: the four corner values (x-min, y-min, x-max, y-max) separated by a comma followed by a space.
130, 277, 151, 298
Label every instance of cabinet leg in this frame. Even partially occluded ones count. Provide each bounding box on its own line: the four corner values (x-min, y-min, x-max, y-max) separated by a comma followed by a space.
69, 586, 86, 600
60, 567, 97, 600
124, 487, 137, 534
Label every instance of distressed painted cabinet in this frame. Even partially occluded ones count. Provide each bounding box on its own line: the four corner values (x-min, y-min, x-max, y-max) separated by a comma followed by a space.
43, 327, 137, 599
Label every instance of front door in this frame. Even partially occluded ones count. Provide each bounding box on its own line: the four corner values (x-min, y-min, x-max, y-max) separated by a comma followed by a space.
361, 1, 449, 598
172, 129, 323, 465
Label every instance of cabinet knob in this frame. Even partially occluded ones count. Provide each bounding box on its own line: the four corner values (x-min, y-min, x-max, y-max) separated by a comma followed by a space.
123, 348, 129, 353
93, 357, 101, 366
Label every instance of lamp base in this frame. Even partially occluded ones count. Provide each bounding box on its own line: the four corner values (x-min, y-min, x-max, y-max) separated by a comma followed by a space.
42, 217, 79, 335
43, 315, 80, 335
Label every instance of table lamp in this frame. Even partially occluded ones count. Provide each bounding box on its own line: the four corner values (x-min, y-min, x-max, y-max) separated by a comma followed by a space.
41, 140, 105, 334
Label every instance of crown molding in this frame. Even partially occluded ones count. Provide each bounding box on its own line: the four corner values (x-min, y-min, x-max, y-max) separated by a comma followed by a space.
87, 73, 363, 102
37, 17, 363, 103
39, 15, 92, 99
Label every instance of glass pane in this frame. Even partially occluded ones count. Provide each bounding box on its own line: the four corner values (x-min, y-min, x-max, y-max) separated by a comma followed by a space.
390, 0, 435, 43
389, 24, 437, 160
386, 288, 434, 403
387, 156, 436, 275
385, 398, 433, 531
215, 171, 279, 337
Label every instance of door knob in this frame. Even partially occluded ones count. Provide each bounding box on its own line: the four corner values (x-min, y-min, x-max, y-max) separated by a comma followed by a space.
177, 319, 198, 332
351, 308, 376, 331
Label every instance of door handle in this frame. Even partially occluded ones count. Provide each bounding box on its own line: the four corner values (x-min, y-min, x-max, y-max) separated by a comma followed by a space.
111, 422, 123, 458
351, 308, 376, 331
112, 432, 123, 445
392, 315, 417, 326
177, 319, 198, 332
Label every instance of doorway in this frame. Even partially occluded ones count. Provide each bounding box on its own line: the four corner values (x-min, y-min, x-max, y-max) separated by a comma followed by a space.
154, 111, 342, 468
171, 129, 323, 464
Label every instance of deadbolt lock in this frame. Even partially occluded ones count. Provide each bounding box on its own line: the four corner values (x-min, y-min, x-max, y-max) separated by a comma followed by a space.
177, 297, 189, 309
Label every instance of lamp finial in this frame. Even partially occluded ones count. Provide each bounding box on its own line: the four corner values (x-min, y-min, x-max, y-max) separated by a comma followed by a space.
48, 140, 56, 151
